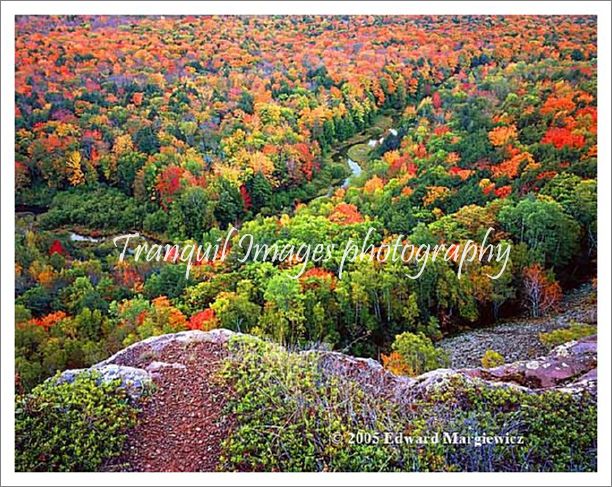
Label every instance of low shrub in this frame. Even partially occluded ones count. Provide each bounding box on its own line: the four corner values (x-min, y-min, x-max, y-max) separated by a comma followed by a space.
481, 349, 505, 368
219, 336, 403, 471
539, 322, 597, 349
413, 376, 597, 471
15, 372, 139, 471
220, 337, 597, 472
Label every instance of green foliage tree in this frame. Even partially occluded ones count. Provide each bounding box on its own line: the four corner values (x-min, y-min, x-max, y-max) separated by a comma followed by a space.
388, 331, 449, 376
498, 196, 580, 268
214, 178, 245, 229
132, 126, 160, 155
541, 174, 597, 251
168, 186, 214, 239
116, 152, 147, 195
246, 171, 273, 212
260, 273, 306, 344
143, 264, 193, 300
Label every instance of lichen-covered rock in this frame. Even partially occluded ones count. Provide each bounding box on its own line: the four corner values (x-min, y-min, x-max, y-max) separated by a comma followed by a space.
462, 335, 597, 390
56, 364, 152, 399
558, 367, 597, 395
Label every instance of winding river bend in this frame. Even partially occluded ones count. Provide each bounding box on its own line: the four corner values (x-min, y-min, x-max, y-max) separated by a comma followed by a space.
329, 123, 399, 194
342, 158, 363, 189
16, 120, 398, 242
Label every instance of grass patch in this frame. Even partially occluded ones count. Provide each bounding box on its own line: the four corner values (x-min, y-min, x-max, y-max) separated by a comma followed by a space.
347, 143, 372, 164
372, 114, 393, 131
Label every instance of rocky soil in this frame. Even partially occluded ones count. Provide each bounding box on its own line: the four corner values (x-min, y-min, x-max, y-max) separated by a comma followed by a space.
116, 341, 231, 471
439, 284, 597, 368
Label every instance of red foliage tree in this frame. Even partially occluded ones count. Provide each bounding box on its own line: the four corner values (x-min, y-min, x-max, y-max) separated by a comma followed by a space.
30, 311, 67, 330
494, 185, 512, 198
432, 91, 442, 110
240, 184, 252, 210
156, 165, 184, 208
188, 308, 218, 331
541, 127, 585, 149
49, 239, 66, 256
328, 202, 364, 225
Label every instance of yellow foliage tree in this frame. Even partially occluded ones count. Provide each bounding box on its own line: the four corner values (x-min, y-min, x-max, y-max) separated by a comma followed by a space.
423, 185, 450, 206
66, 151, 85, 186
113, 134, 133, 156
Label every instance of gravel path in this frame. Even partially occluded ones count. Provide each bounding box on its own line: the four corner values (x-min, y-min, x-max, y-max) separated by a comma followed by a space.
113, 341, 233, 472
438, 285, 597, 368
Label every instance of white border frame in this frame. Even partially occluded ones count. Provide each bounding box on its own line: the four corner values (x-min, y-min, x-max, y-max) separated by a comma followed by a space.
1, 2, 610, 486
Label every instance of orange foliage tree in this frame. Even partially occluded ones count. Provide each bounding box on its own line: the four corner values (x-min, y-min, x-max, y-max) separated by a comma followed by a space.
522, 264, 562, 317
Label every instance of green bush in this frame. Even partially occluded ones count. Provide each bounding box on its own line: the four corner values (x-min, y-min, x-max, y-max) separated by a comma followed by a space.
481, 349, 505, 368
219, 336, 402, 472
390, 331, 449, 376
539, 322, 597, 349
219, 337, 597, 472
15, 372, 139, 472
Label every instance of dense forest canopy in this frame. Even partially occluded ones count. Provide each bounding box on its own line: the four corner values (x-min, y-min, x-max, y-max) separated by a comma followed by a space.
15, 15, 597, 391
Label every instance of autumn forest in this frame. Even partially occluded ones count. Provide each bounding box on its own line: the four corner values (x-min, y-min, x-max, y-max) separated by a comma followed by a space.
13, 15, 598, 472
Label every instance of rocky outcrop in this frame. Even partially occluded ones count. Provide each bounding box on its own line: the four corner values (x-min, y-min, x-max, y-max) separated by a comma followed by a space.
464, 335, 597, 394
56, 329, 238, 399
111, 337, 231, 471
316, 335, 597, 401
49, 326, 596, 472
54, 329, 597, 403
56, 331, 235, 471
97, 329, 237, 367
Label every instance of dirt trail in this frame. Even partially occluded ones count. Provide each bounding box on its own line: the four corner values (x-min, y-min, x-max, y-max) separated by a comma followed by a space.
112, 341, 232, 472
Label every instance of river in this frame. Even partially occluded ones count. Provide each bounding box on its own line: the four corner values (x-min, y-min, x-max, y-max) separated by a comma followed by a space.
70, 233, 104, 242
331, 125, 398, 193
342, 158, 362, 189
17, 124, 396, 241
